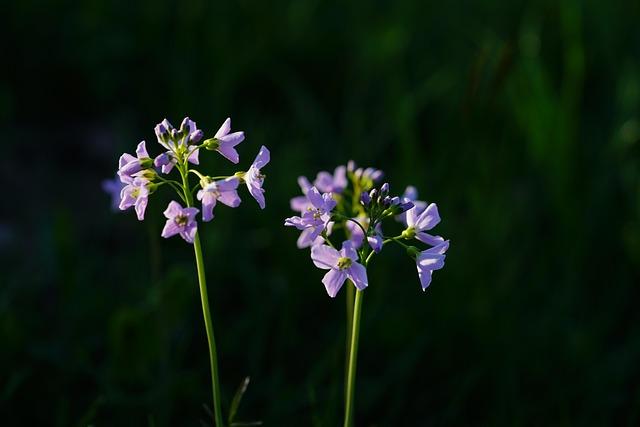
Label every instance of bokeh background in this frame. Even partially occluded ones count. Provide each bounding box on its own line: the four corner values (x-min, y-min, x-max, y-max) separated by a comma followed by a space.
2, 0, 640, 425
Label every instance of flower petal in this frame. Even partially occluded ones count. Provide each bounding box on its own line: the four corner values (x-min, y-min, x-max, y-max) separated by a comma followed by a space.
347, 262, 368, 290
311, 244, 340, 270
322, 269, 347, 298
214, 117, 231, 138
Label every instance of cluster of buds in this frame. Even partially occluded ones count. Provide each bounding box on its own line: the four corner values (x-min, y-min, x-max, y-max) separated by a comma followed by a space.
285, 162, 449, 296
104, 117, 270, 243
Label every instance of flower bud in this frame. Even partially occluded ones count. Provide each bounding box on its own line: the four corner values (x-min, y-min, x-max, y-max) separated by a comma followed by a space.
347, 160, 356, 173
368, 189, 378, 202
380, 182, 390, 197
360, 191, 371, 206
190, 129, 204, 143
382, 196, 392, 207
155, 122, 169, 143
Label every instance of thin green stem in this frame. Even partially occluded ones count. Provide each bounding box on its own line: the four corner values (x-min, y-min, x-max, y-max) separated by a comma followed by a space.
180, 167, 225, 427
344, 289, 364, 427
344, 283, 354, 404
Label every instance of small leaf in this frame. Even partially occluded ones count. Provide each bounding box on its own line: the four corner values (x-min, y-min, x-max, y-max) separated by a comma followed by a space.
228, 376, 251, 424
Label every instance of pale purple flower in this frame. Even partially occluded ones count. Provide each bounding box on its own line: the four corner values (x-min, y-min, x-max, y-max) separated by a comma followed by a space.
118, 141, 151, 183
311, 241, 368, 297
161, 201, 199, 243
212, 117, 245, 164
285, 187, 336, 248
196, 177, 241, 222
102, 174, 125, 211
405, 203, 444, 246
314, 166, 347, 194
153, 118, 200, 173
397, 185, 428, 224
119, 177, 150, 221
416, 240, 449, 290
345, 215, 369, 248
290, 176, 313, 213
245, 145, 270, 209
367, 223, 384, 253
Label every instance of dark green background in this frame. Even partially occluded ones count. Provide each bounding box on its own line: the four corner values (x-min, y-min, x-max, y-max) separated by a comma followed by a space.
2, 0, 639, 425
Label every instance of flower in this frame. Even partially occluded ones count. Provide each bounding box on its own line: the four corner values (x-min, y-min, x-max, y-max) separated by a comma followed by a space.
285, 187, 336, 248
102, 174, 125, 211
196, 177, 241, 222
397, 186, 428, 224
161, 201, 199, 243
119, 178, 150, 220
314, 166, 347, 194
153, 118, 201, 174
403, 203, 444, 246
290, 176, 313, 213
367, 223, 384, 253
416, 240, 449, 290
206, 117, 245, 164
311, 241, 368, 297
245, 145, 270, 209
345, 215, 369, 248
118, 141, 152, 183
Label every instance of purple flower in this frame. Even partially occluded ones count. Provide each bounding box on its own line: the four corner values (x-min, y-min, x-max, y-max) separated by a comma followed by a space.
161, 201, 199, 243
404, 203, 444, 246
290, 176, 313, 213
397, 185, 428, 224
285, 187, 336, 248
416, 240, 449, 290
311, 241, 368, 297
118, 141, 151, 183
345, 215, 369, 248
154, 151, 177, 174
153, 118, 201, 173
102, 174, 125, 211
196, 177, 241, 222
367, 223, 384, 253
119, 178, 150, 221
211, 117, 245, 164
245, 145, 270, 209
314, 166, 347, 194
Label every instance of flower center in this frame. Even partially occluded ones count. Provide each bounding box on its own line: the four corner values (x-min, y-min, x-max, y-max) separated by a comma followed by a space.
337, 257, 352, 270
175, 214, 188, 227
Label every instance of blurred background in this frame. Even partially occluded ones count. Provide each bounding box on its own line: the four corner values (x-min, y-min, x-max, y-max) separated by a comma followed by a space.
2, 0, 639, 425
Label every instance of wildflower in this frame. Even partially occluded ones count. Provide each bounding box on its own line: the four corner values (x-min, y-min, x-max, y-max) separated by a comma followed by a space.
244, 145, 270, 209
102, 174, 125, 211
153, 118, 201, 173
284, 187, 336, 248
397, 185, 428, 224
415, 240, 449, 290
311, 241, 368, 297
290, 176, 313, 213
402, 203, 444, 246
119, 178, 150, 221
196, 177, 241, 222
118, 141, 152, 183
161, 201, 199, 243
314, 166, 347, 194
345, 215, 368, 248
203, 117, 245, 164
367, 223, 384, 253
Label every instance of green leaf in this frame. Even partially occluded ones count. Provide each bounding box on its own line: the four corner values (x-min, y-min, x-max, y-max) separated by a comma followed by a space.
228, 377, 251, 424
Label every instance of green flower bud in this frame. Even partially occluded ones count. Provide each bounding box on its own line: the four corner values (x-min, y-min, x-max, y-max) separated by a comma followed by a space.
401, 226, 416, 240
406, 246, 421, 259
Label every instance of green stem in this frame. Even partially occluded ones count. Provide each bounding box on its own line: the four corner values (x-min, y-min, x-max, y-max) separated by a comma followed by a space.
344, 289, 364, 427
344, 283, 354, 403
181, 167, 225, 427
193, 233, 224, 427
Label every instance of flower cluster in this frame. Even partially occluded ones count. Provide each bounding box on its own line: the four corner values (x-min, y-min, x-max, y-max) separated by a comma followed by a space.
106, 117, 270, 243
285, 161, 449, 296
